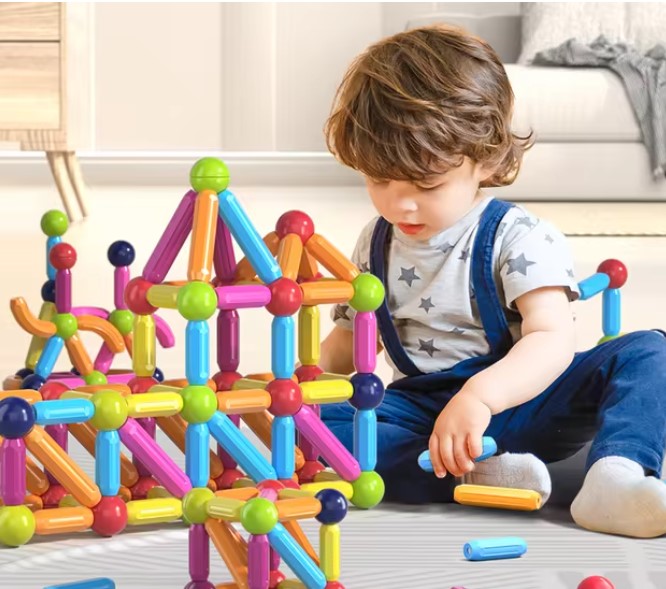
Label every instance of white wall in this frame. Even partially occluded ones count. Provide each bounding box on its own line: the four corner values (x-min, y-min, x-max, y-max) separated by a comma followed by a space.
92, 2, 520, 152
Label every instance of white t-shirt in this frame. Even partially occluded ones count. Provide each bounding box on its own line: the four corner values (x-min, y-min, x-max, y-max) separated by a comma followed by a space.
331, 196, 580, 381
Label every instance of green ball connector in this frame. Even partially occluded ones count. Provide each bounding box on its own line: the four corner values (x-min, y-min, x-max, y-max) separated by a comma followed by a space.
177, 281, 218, 321
40, 210, 68, 237
349, 273, 385, 312
240, 498, 279, 535
190, 157, 230, 193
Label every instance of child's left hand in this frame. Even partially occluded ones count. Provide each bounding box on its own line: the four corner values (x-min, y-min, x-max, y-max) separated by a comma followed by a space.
428, 390, 492, 478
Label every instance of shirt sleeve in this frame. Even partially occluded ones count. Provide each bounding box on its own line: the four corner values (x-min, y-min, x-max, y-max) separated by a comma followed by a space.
330, 217, 379, 330
498, 208, 580, 309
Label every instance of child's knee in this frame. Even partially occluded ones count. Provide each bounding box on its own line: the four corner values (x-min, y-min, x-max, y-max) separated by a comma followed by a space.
623, 330, 666, 358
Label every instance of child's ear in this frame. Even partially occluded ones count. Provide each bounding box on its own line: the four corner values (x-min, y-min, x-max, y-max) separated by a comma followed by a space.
476, 163, 497, 183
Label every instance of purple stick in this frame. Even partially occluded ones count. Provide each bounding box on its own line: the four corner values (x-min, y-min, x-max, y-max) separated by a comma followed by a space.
94, 343, 115, 373
154, 313, 176, 348
354, 312, 377, 373
217, 415, 241, 469
294, 405, 361, 481
55, 269, 72, 313
45, 423, 68, 485
299, 404, 320, 462
143, 190, 197, 283
114, 266, 130, 310
248, 535, 270, 589
217, 310, 240, 372
214, 216, 237, 284
216, 285, 271, 310
189, 524, 210, 582
119, 418, 192, 498
132, 417, 156, 478
0, 438, 26, 505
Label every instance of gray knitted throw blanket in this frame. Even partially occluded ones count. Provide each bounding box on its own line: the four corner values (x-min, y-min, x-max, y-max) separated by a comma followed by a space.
533, 36, 666, 180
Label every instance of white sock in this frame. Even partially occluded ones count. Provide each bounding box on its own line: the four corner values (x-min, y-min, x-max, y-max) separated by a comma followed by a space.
571, 456, 666, 538
461, 452, 552, 504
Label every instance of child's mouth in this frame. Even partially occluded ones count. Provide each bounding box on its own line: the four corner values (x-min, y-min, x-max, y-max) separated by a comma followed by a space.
397, 223, 426, 235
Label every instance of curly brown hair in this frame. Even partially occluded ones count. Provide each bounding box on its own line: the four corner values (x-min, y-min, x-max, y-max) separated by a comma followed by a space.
325, 24, 533, 187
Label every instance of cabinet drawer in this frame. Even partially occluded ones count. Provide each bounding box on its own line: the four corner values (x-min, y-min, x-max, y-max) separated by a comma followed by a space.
0, 3, 60, 41
0, 43, 60, 129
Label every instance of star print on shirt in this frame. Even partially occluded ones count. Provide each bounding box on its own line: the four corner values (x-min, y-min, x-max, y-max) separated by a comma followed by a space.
506, 253, 536, 276
419, 297, 435, 313
439, 242, 454, 254
567, 269, 575, 278
458, 248, 470, 262
449, 327, 465, 335
497, 222, 507, 238
418, 338, 440, 357
398, 266, 421, 287
333, 305, 350, 322
545, 234, 554, 244
515, 216, 537, 229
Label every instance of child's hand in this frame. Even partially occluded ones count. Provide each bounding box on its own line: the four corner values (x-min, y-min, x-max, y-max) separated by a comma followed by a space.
428, 390, 492, 478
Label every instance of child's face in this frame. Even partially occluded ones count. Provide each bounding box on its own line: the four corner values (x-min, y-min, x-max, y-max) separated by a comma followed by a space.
365, 157, 490, 241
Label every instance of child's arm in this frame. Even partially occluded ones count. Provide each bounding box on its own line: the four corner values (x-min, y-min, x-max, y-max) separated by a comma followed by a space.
429, 286, 576, 478
319, 325, 384, 375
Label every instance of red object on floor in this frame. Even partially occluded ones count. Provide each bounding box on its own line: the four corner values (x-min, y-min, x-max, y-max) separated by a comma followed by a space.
297, 460, 326, 483
578, 576, 615, 589
91, 496, 128, 536
41, 484, 68, 507
268, 570, 286, 588
130, 476, 159, 500
214, 468, 245, 490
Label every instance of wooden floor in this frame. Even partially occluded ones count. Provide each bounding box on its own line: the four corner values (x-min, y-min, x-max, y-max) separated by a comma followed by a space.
1, 183, 665, 589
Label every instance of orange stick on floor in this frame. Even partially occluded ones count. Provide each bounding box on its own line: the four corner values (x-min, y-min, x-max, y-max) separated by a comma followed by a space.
298, 249, 319, 280
277, 234, 303, 281
10, 298, 56, 337
282, 519, 320, 566
217, 390, 271, 414
206, 519, 249, 589
34, 506, 94, 535
300, 281, 354, 305
77, 315, 125, 353
156, 415, 223, 479
189, 189, 219, 282
25, 426, 101, 508
65, 333, 94, 375
68, 422, 139, 488
305, 234, 359, 282
235, 232, 280, 281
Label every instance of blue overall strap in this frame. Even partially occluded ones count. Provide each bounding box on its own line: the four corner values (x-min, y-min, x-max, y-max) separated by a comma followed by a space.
471, 198, 515, 357
370, 217, 424, 377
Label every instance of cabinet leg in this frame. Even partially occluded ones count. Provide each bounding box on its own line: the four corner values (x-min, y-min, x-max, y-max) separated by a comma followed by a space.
46, 151, 81, 222
64, 151, 89, 218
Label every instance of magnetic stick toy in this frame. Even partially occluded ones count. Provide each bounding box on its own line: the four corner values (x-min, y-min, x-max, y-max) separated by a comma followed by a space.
417, 436, 497, 472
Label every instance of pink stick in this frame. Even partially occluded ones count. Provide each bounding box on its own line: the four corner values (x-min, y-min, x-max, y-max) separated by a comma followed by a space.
114, 266, 130, 310
47, 371, 133, 388
299, 404, 320, 461
216, 285, 271, 310
270, 547, 280, 572
248, 534, 270, 589
217, 310, 239, 372
189, 524, 210, 582
71, 307, 109, 319
154, 313, 176, 349
0, 438, 26, 505
294, 405, 360, 481
143, 190, 197, 283
354, 312, 377, 373
258, 487, 278, 502
132, 417, 156, 478
119, 418, 192, 498
214, 216, 237, 284
55, 269, 72, 313
94, 343, 115, 373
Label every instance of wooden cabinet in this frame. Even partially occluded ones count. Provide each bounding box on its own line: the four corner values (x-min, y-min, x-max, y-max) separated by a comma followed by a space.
0, 3, 89, 220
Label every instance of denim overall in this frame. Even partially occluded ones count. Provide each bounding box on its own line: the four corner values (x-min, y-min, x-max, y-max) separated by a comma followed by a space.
321, 199, 666, 504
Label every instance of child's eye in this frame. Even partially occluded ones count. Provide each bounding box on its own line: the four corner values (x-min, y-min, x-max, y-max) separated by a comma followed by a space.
415, 182, 443, 191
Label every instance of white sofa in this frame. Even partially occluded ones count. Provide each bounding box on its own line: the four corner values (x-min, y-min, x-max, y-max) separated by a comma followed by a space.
407, 13, 666, 202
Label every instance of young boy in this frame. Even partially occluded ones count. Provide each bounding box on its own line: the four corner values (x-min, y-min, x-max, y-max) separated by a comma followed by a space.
319, 24, 666, 539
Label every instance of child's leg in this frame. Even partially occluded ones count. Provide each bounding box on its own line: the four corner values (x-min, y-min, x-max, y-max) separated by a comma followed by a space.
321, 388, 456, 504
496, 330, 666, 537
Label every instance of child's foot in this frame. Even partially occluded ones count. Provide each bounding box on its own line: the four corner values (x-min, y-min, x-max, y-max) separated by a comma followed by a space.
461, 452, 552, 503
571, 456, 666, 538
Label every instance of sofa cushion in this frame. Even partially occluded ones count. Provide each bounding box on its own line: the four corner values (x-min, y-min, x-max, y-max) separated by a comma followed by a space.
506, 64, 641, 142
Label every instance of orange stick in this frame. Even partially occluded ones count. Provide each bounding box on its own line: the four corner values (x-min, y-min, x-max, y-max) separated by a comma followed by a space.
76, 384, 131, 395
298, 249, 319, 280
68, 422, 139, 488
10, 298, 56, 337
305, 234, 359, 282
235, 232, 280, 281
242, 412, 305, 471
300, 281, 354, 305
25, 427, 101, 508
155, 415, 223, 479
188, 189, 219, 282
205, 519, 249, 589
277, 234, 303, 281
34, 506, 93, 535
123, 333, 134, 357
0, 494, 43, 511
77, 315, 125, 353
26, 455, 49, 495
214, 487, 259, 501
217, 390, 271, 414
162, 378, 216, 391
65, 333, 94, 375
0, 390, 41, 403
282, 520, 320, 565
245, 372, 274, 382
276, 497, 322, 521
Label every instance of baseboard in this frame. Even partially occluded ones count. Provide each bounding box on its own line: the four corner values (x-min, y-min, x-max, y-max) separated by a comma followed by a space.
0, 152, 364, 187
